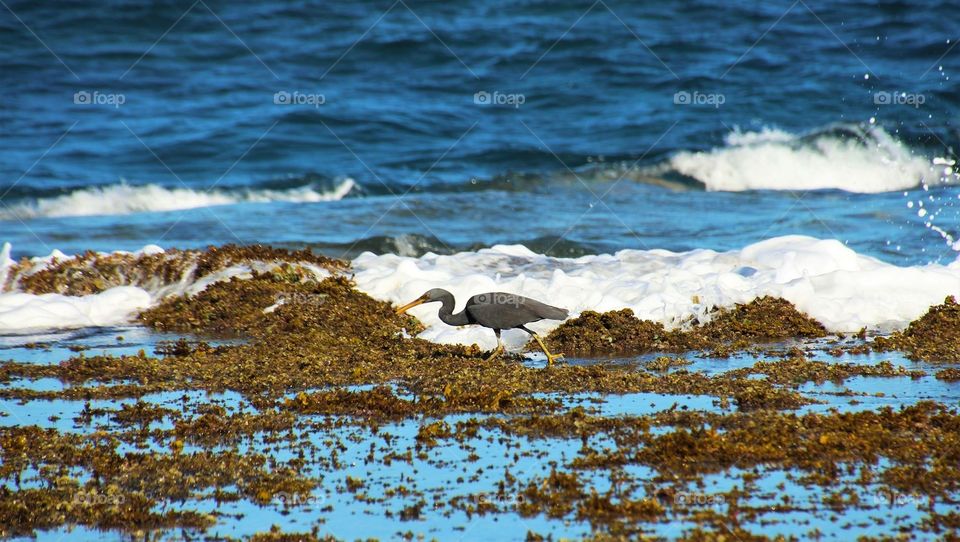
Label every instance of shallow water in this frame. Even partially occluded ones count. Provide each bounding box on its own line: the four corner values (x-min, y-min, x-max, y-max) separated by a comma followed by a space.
1, 329, 957, 540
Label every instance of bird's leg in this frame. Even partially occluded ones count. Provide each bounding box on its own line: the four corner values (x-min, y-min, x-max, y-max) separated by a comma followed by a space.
532, 334, 564, 366
484, 329, 504, 362
522, 327, 563, 366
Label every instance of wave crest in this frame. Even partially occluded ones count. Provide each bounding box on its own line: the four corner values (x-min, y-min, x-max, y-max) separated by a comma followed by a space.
663, 124, 953, 193
0, 178, 355, 219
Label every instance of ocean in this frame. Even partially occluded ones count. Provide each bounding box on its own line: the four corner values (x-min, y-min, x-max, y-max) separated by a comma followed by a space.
1, 0, 957, 264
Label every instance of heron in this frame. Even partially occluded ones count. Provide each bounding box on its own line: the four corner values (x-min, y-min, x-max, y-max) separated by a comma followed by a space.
395, 288, 568, 365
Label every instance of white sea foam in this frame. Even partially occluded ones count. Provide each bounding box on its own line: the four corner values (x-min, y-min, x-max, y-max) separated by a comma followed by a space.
665, 126, 950, 193
352, 236, 960, 351
0, 178, 355, 219
0, 243, 168, 332
0, 287, 152, 331
2, 237, 959, 344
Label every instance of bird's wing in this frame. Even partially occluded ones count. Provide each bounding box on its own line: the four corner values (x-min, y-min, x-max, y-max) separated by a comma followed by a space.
465, 292, 568, 330
520, 297, 569, 321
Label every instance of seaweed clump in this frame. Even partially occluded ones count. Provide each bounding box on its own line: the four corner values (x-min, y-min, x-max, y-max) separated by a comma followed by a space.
545, 296, 826, 356
935, 368, 960, 381
691, 296, 827, 347
5, 244, 345, 296
543, 309, 685, 355
874, 296, 960, 362
249, 526, 335, 542
140, 270, 326, 334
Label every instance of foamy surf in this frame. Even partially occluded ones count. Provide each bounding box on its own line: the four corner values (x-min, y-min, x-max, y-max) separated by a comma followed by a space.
354, 236, 960, 350
0, 178, 356, 219
661, 124, 954, 193
2, 237, 959, 343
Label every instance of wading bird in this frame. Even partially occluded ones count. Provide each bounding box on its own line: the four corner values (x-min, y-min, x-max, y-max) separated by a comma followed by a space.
395, 288, 569, 365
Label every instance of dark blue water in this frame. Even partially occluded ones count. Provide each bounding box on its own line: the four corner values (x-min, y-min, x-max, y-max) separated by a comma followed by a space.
1, 0, 958, 264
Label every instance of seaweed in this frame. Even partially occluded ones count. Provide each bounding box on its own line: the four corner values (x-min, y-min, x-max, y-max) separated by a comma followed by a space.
873, 296, 960, 362
6, 243, 344, 297
545, 296, 826, 356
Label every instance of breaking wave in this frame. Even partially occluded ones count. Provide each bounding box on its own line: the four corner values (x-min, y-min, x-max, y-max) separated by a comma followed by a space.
0, 178, 356, 219
658, 124, 954, 193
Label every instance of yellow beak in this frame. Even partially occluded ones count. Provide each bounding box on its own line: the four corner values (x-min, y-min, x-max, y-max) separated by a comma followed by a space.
395, 296, 427, 314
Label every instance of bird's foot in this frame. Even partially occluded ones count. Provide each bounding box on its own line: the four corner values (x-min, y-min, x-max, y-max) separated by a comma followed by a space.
545, 352, 564, 367
484, 345, 504, 363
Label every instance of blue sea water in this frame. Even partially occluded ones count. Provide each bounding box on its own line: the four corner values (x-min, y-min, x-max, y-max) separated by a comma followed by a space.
0, 0, 958, 264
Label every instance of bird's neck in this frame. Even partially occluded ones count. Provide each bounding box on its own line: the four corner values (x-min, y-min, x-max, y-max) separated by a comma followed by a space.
437, 295, 470, 326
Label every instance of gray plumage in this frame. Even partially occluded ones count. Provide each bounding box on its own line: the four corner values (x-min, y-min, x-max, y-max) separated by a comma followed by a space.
465, 292, 568, 329
409, 288, 568, 330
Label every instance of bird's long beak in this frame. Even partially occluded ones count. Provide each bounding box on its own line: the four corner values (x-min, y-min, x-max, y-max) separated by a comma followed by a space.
395, 295, 428, 314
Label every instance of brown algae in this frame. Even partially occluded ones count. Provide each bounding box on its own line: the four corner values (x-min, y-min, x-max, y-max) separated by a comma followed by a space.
544, 296, 826, 357
874, 296, 960, 362
4, 244, 344, 296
